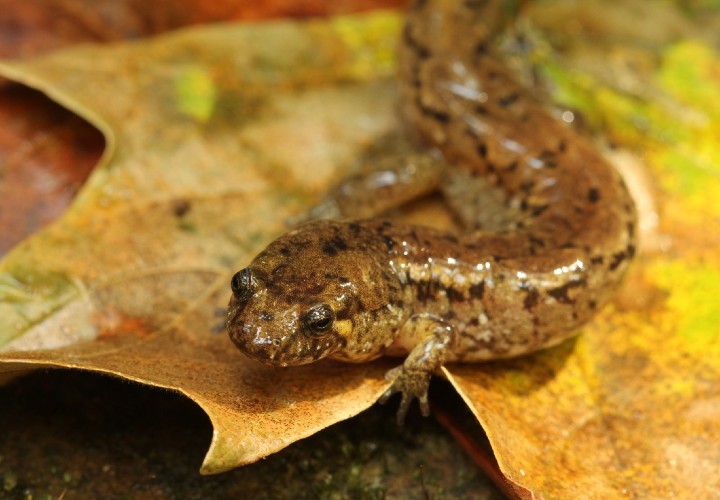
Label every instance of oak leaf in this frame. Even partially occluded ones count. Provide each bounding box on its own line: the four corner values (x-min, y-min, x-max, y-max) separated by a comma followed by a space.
0, 6, 719, 497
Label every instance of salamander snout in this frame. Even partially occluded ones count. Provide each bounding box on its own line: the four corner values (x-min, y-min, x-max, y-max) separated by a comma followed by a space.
226, 266, 347, 366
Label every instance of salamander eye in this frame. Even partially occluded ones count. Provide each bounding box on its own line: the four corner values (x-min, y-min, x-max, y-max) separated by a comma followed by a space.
230, 268, 253, 301
303, 304, 335, 337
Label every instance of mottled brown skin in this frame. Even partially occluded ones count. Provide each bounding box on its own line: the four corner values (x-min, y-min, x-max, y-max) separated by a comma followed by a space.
227, 0, 637, 423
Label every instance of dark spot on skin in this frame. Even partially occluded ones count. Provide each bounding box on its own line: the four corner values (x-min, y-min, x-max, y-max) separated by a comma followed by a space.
443, 234, 459, 244
588, 300, 597, 310
530, 205, 549, 217
469, 317, 480, 327
426, 280, 442, 303
529, 236, 546, 249
609, 251, 627, 271
474, 105, 488, 115
322, 243, 338, 256
416, 46, 431, 59
384, 237, 396, 252
415, 279, 440, 304
505, 161, 518, 171
474, 42, 488, 54
330, 235, 348, 251
627, 222, 635, 238
172, 199, 191, 217
520, 181, 534, 193
353, 295, 369, 315
588, 188, 601, 203
349, 222, 362, 234
558, 140, 567, 153
323, 273, 351, 285
591, 255, 605, 265
414, 280, 429, 303
279, 247, 291, 257
547, 286, 572, 303
403, 25, 430, 59
497, 92, 519, 107
477, 143, 488, 158
626, 244, 636, 258
446, 287, 465, 302
335, 302, 353, 321
523, 288, 539, 309
547, 280, 584, 303
544, 161, 558, 169
418, 102, 450, 123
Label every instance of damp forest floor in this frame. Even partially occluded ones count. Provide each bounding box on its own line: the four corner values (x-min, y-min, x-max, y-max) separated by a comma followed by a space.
0, 371, 502, 499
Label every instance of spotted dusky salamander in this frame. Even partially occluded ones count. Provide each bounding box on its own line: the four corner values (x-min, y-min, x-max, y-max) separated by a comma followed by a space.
227, 0, 637, 423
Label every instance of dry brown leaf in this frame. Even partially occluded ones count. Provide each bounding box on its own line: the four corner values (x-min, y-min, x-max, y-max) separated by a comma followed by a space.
1, 4, 719, 497
0, 0, 407, 256
0, 0, 409, 58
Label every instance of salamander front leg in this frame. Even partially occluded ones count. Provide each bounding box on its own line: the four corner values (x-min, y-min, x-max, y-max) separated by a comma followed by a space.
288, 145, 444, 225
379, 314, 456, 425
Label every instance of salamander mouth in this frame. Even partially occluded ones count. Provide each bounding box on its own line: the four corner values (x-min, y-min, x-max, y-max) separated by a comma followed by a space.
228, 322, 339, 372
227, 291, 343, 365
227, 318, 334, 367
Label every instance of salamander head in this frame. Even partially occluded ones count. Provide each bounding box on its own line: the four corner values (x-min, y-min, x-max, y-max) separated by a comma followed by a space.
227, 220, 400, 366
